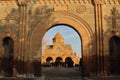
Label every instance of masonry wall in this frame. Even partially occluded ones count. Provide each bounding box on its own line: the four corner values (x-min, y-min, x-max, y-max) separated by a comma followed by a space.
0, 0, 120, 77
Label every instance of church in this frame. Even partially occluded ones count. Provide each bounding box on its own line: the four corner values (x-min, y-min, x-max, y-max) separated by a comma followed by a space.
42, 32, 80, 67
0, 0, 120, 78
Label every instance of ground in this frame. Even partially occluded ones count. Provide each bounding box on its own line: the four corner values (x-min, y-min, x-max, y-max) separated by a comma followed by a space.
42, 67, 82, 80
0, 67, 120, 80
42, 66, 120, 80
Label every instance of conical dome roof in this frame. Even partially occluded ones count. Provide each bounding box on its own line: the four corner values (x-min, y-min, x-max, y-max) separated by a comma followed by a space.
53, 32, 64, 39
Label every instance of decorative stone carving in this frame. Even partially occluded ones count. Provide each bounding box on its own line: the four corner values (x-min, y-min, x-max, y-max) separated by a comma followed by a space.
5, 8, 19, 36
5, 8, 12, 15
104, 7, 120, 34
76, 5, 86, 14
30, 5, 54, 16
35, 6, 47, 15
28, 5, 54, 33
17, 0, 28, 5
93, 0, 104, 4
37, 0, 92, 4
6, 8, 19, 20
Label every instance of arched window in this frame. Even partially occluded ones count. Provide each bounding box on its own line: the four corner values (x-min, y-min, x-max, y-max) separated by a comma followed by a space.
58, 48, 61, 53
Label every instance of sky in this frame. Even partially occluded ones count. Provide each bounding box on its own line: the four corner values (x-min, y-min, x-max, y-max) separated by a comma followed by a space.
42, 25, 82, 57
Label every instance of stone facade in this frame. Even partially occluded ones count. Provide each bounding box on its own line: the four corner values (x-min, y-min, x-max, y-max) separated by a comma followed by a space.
42, 32, 80, 65
0, 0, 120, 77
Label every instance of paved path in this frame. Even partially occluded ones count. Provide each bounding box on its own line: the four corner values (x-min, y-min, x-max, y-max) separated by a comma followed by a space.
0, 67, 120, 80
42, 67, 120, 80
42, 67, 85, 80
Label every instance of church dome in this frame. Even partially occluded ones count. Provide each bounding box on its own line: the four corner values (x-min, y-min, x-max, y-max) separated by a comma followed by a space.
53, 32, 64, 39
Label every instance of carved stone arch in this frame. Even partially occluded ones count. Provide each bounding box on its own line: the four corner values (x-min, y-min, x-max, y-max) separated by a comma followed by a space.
28, 11, 94, 76
46, 57, 53, 63
0, 33, 18, 60
65, 57, 73, 62
29, 12, 93, 54
104, 31, 120, 75
65, 57, 74, 67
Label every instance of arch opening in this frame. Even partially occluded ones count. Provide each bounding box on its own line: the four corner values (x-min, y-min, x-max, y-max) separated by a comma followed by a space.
65, 57, 74, 68
54, 57, 63, 67
41, 24, 82, 78
109, 36, 120, 75
42, 24, 82, 58
46, 57, 53, 64
30, 12, 93, 77
2, 37, 14, 77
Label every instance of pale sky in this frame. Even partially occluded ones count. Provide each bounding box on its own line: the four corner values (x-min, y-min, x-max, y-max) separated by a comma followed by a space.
42, 25, 82, 57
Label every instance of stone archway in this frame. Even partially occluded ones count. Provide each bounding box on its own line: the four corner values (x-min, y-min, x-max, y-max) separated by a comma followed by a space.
55, 57, 63, 67
0, 33, 18, 60
29, 12, 94, 76
55, 57, 62, 62
104, 32, 120, 75
2, 37, 14, 77
46, 57, 53, 64
65, 57, 74, 67
109, 36, 120, 74
0, 33, 18, 76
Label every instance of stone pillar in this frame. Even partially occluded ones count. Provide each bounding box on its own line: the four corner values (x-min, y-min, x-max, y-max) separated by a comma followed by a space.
17, 0, 28, 76
93, 0, 104, 76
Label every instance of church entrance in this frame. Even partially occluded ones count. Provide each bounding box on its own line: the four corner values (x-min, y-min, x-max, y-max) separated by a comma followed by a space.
55, 57, 63, 67
2, 37, 14, 77
109, 36, 120, 75
46, 57, 53, 63
65, 57, 74, 68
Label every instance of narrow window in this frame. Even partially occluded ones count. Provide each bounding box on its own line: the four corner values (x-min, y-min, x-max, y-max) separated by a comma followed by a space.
58, 48, 61, 53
